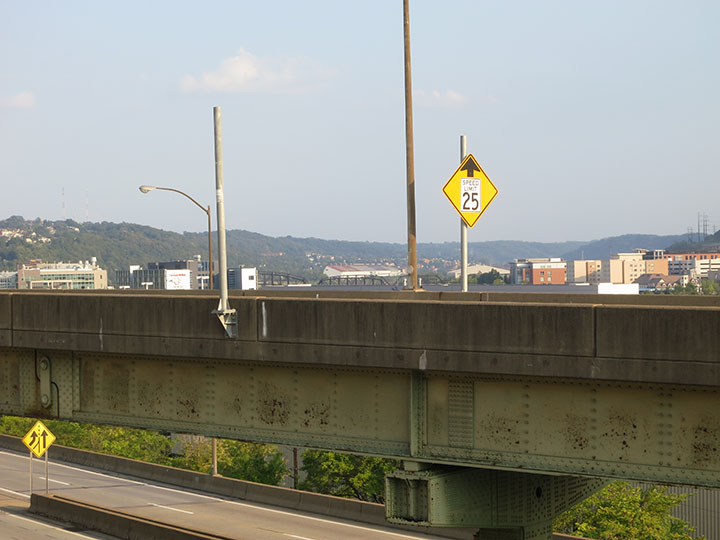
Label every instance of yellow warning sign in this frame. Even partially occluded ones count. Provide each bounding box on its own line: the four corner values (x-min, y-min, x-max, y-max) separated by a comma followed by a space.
22, 420, 56, 458
442, 153, 498, 228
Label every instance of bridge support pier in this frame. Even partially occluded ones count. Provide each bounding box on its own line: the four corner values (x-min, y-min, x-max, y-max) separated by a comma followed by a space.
385, 466, 606, 540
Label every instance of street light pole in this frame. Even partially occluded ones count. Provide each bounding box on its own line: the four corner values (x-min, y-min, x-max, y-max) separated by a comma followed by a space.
138, 185, 213, 290
211, 106, 237, 339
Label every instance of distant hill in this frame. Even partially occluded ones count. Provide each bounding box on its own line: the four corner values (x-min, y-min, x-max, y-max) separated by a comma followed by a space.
0, 216, 693, 283
665, 229, 720, 253
558, 234, 688, 261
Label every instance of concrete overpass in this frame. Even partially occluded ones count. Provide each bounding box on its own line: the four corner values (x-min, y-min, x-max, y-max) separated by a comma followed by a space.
1, 289, 718, 539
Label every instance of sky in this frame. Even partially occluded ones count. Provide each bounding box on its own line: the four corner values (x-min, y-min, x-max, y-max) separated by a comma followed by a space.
1, 1, 718, 244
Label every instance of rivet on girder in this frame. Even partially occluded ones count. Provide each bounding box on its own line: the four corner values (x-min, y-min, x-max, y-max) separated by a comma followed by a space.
38, 356, 52, 409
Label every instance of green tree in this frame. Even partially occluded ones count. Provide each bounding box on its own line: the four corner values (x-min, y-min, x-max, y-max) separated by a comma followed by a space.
169, 437, 288, 485
217, 440, 287, 485
299, 450, 399, 503
701, 280, 720, 295
554, 482, 704, 540
477, 269, 502, 284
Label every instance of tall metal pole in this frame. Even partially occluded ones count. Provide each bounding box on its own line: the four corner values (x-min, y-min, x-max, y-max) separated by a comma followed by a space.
403, 0, 419, 291
214, 107, 229, 307
212, 438, 218, 475
460, 136, 468, 292
213, 106, 237, 338
207, 206, 213, 290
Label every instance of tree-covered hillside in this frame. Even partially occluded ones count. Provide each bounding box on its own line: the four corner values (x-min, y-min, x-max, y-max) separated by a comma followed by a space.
0, 216, 693, 284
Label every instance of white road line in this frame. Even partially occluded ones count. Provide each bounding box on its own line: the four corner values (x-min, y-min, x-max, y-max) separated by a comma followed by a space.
149, 502, 194, 514
0, 486, 29, 499
0, 450, 145, 485
285, 535, 316, 540
5, 511, 102, 539
37, 476, 71, 485
1, 449, 434, 539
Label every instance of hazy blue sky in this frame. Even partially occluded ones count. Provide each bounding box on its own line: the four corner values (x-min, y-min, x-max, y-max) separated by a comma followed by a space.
1, 1, 718, 243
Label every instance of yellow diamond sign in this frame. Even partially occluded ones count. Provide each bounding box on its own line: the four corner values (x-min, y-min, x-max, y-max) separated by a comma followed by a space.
22, 420, 56, 458
442, 153, 498, 228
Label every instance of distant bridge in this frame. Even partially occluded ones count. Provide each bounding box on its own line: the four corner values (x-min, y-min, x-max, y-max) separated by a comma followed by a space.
317, 275, 399, 286
1, 289, 718, 539
258, 271, 309, 287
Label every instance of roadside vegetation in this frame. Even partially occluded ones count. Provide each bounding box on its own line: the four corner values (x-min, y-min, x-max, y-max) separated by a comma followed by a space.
0, 416, 287, 486
554, 482, 704, 540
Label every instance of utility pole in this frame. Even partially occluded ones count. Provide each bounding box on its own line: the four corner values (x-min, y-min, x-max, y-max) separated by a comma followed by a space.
403, 0, 419, 290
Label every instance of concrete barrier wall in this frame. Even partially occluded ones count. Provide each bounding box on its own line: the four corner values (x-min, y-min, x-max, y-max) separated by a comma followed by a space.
11, 293, 256, 340
257, 298, 596, 357
596, 305, 720, 363
1, 290, 719, 383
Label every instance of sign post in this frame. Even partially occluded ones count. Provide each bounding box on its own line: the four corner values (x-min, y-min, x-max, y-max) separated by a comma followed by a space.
460, 136, 468, 292
22, 420, 56, 494
442, 152, 498, 291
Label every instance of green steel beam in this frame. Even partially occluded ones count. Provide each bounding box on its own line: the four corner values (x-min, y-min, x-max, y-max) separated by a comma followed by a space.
2, 347, 718, 487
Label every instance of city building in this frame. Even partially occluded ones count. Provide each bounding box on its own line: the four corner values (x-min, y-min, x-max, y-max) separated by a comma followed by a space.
665, 255, 720, 279
16, 258, 107, 290
0, 271, 18, 289
634, 273, 684, 292
115, 256, 215, 290
115, 266, 191, 290
227, 267, 258, 290
566, 259, 603, 284
148, 256, 215, 289
509, 258, 566, 285
640, 249, 720, 278
567, 252, 668, 285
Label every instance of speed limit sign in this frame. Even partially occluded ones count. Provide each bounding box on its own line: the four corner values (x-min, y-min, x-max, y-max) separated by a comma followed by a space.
442, 153, 498, 228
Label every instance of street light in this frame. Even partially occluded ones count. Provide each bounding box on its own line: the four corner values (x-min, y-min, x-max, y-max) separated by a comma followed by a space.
138, 185, 213, 290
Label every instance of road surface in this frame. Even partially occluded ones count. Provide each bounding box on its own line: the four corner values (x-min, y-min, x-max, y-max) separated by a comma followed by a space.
0, 449, 462, 540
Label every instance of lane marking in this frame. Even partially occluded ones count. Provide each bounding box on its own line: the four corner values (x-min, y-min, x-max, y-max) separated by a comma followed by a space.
285, 535, 316, 540
37, 476, 71, 485
0, 450, 145, 485
0, 450, 436, 539
149, 502, 194, 515
0, 486, 29, 499
5, 511, 102, 539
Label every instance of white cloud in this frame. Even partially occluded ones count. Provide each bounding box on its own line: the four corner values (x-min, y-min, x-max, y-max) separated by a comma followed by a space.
415, 90, 500, 108
0, 91, 36, 109
181, 49, 331, 94
416, 89, 467, 108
